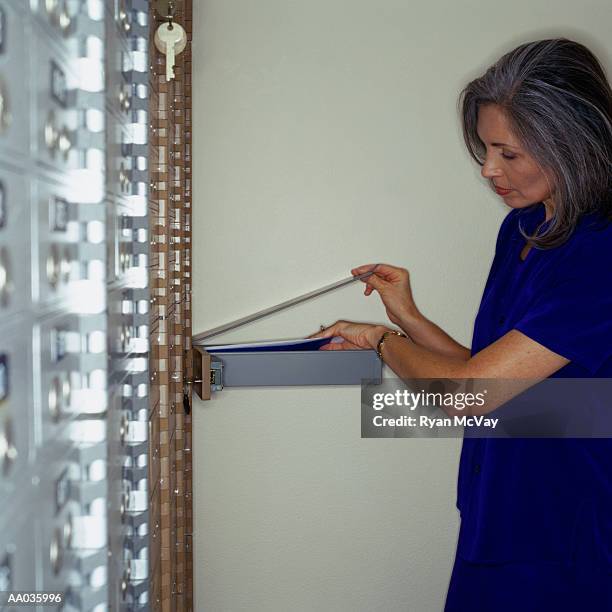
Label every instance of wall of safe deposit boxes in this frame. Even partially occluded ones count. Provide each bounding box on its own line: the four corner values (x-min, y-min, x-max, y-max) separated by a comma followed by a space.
0, 1, 151, 609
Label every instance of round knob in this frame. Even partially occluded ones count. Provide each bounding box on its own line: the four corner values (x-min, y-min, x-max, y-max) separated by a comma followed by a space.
49, 527, 63, 575
46, 244, 60, 289
120, 490, 130, 517
45, 0, 59, 16
119, 413, 129, 444
58, 127, 72, 160
63, 514, 73, 549
48, 377, 61, 421
0, 417, 17, 476
44, 111, 59, 155
58, 3, 72, 34
60, 247, 71, 283
0, 81, 12, 134
118, 3, 132, 33
119, 89, 132, 112
0, 247, 10, 307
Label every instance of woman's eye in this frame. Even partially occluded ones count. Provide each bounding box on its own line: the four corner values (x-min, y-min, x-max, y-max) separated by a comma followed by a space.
501, 152, 516, 160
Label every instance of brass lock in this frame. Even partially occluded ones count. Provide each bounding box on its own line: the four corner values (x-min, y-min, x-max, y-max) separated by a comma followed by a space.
154, 0, 175, 20
187, 348, 224, 401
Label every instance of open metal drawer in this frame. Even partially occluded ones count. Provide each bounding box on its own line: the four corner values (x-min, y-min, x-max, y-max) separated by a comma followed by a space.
191, 270, 385, 400
192, 347, 382, 399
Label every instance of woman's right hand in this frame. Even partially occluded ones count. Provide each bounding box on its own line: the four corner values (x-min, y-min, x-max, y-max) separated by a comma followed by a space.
352, 263, 420, 330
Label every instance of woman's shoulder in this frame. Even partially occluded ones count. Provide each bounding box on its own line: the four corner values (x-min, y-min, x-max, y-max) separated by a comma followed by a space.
496, 204, 612, 263
576, 210, 612, 236
572, 211, 612, 250
557, 211, 612, 276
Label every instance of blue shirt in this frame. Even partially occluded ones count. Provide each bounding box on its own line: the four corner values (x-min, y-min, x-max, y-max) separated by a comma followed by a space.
456, 203, 612, 567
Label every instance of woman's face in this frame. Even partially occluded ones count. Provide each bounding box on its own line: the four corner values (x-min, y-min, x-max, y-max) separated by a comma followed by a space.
476, 104, 554, 213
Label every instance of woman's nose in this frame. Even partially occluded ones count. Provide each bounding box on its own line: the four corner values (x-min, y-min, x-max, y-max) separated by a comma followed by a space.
481, 157, 502, 179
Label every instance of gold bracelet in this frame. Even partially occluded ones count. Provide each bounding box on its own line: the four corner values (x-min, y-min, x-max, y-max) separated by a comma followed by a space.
376, 329, 406, 360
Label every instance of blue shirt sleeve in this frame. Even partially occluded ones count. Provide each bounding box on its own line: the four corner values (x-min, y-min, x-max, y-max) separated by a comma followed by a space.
513, 231, 612, 374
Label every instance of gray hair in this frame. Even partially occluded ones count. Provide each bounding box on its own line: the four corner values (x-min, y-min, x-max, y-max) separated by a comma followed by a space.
459, 38, 612, 249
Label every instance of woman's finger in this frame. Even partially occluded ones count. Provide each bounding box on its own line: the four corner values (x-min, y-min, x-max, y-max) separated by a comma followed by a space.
319, 342, 347, 350
307, 329, 330, 339
307, 321, 345, 339
351, 263, 380, 276
355, 267, 405, 290
363, 274, 387, 291
320, 339, 361, 350
352, 263, 401, 278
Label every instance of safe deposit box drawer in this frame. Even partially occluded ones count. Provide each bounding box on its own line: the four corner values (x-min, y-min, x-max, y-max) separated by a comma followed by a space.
213, 349, 381, 386
196, 348, 381, 393
191, 270, 384, 399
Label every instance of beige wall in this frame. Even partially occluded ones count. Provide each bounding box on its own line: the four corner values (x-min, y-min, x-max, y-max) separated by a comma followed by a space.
191, 2, 612, 610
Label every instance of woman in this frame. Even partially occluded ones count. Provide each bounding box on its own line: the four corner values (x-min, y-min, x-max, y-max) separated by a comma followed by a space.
312, 39, 612, 611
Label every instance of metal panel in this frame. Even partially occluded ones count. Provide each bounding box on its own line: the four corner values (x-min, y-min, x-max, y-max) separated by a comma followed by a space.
0, 1, 28, 160
208, 350, 383, 387
106, 1, 151, 609
0, 1, 150, 610
0, 169, 29, 322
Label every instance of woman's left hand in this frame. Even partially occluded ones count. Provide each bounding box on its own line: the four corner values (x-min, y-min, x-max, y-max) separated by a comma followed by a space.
309, 320, 389, 350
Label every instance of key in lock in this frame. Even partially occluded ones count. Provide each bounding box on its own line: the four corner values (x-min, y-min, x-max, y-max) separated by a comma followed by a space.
154, 21, 187, 82
154, 0, 174, 19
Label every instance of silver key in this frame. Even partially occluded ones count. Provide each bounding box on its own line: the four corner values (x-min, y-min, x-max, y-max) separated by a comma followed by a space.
154, 22, 187, 82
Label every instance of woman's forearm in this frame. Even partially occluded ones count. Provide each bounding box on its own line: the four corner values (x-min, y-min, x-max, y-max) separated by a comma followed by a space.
368, 329, 550, 416
399, 310, 471, 361
375, 329, 469, 379
370, 331, 499, 416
